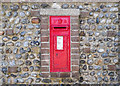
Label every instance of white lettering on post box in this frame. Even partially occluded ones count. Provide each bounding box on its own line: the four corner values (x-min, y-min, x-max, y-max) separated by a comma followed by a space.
57, 36, 63, 50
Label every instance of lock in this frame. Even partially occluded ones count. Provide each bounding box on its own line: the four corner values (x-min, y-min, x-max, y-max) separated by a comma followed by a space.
50, 16, 70, 72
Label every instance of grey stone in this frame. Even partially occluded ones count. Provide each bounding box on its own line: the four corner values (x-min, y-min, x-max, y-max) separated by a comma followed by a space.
19, 12, 25, 17
15, 42, 21, 47
77, 5, 83, 9
34, 66, 40, 71
13, 11, 18, 17
17, 78, 24, 83
62, 4, 69, 9
102, 8, 107, 12
80, 54, 86, 59
105, 13, 109, 18
103, 77, 108, 82
41, 4, 50, 8
26, 11, 31, 16
21, 18, 30, 24
35, 25, 40, 29
110, 13, 117, 19
42, 79, 51, 83
20, 36, 24, 40
14, 18, 20, 24
6, 12, 12, 17
20, 31, 26, 36
96, 17, 99, 24
113, 58, 118, 63
22, 53, 29, 59
2, 5, 8, 10
33, 59, 40, 65
12, 36, 19, 41
100, 4, 104, 9
20, 48, 26, 54
10, 5, 19, 11
26, 36, 32, 41
84, 25, 90, 30
29, 54, 35, 59
21, 73, 29, 78
108, 72, 114, 76
82, 65, 87, 70
102, 71, 108, 76
71, 4, 76, 8
89, 12, 93, 16
80, 60, 85, 64
9, 60, 16, 66
27, 24, 34, 29
97, 77, 102, 82
31, 73, 37, 77
110, 8, 118, 11
27, 48, 31, 52
16, 54, 22, 59
25, 78, 33, 83
99, 13, 104, 18
17, 60, 24, 66
97, 71, 101, 76
2, 67, 7, 74
29, 66, 34, 72
87, 18, 95, 24
97, 25, 103, 30
88, 66, 93, 70
94, 65, 102, 70
2, 23, 6, 28
87, 59, 93, 65
109, 53, 116, 57
25, 60, 32, 66
21, 5, 29, 11
1, 11, 5, 16
113, 18, 119, 24
23, 41, 29, 47
31, 4, 40, 9
90, 71, 95, 76
104, 58, 111, 64
35, 78, 41, 83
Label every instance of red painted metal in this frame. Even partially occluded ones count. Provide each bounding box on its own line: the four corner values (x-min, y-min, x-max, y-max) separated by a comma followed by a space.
50, 16, 70, 72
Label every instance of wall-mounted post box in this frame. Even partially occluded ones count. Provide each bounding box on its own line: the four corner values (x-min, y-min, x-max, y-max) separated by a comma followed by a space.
50, 16, 70, 72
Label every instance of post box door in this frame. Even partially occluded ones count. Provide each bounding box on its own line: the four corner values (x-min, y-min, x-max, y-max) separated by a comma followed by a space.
50, 16, 70, 72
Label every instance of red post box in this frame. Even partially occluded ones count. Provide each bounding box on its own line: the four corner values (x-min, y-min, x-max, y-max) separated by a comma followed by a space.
50, 16, 70, 72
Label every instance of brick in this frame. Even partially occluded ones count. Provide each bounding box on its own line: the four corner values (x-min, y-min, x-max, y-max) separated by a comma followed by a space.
72, 66, 79, 71
30, 10, 40, 17
60, 72, 70, 77
31, 18, 40, 24
40, 67, 49, 72
71, 31, 79, 36
41, 43, 49, 48
72, 60, 79, 65
108, 65, 116, 71
72, 72, 79, 78
107, 31, 116, 37
41, 15, 48, 19
71, 16, 79, 19
8, 67, 18, 73
41, 73, 49, 78
41, 37, 49, 42
71, 49, 80, 53
41, 31, 49, 36
41, 25, 48, 30
71, 55, 79, 59
71, 37, 80, 42
0, 31, 4, 35
41, 49, 49, 54
80, 11, 89, 18
71, 18, 79, 23
79, 31, 86, 36
5, 29, 14, 35
83, 48, 90, 53
71, 43, 79, 48
41, 55, 49, 60
71, 25, 79, 30
41, 61, 49, 66
50, 72, 59, 77
41, 18, 48, 23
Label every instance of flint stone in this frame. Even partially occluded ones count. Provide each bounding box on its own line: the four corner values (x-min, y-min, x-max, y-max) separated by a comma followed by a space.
62, 4, 69, 9
87, 18, 95, 24
10, 5, 19, 11
13, 11, 18, 17
2, 67, 7, 74
42, 79, 51, 83
41, 4, 50, 8
19, 12, 25, 17
31, 4, 40, 9
22, 5, 29, 11
12, 36, 19, 41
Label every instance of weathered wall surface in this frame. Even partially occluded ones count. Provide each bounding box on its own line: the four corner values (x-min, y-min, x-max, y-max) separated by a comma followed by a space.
0, 0, 120, 85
